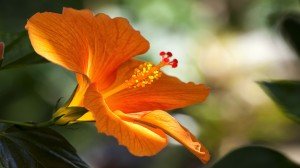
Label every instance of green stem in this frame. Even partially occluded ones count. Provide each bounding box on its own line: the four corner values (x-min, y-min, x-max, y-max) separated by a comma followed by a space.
0, 119, 55, 128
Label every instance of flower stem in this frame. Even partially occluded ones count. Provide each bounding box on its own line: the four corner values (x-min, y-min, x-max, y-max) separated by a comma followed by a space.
0, 119, 55, 128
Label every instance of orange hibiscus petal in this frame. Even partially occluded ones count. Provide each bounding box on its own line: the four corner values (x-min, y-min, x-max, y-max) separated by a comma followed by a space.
69, 74, 90, 107
105, 60, 210, 113
84, 84, 168, 156
124, 110, 210, 163
25, 9, 89, 75
91, 13, 150, 89
26, 8, 149, 90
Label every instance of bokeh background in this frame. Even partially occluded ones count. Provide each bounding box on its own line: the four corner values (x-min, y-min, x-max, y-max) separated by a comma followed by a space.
0, 0, 299, 168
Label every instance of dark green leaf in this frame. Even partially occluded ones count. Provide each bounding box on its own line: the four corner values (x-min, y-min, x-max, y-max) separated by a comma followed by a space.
211, 146, 299, 168
278, 13, 300, 58
0, 0, 83, 32
0, 124, 89, 168
0, 31, 48, 70
259, 81, 300, 123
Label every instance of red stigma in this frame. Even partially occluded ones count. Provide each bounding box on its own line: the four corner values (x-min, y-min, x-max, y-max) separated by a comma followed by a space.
169, 59, 178, 68
163, 58, 170, 63
167, 52, 173, 57
160, 51, 166, 56
0, 42, 4, 60
159, 51, 178, 68
172, 63, 178, 68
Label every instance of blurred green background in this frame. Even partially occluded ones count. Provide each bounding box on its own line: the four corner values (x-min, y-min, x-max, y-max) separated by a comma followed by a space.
0, 0, 300, 168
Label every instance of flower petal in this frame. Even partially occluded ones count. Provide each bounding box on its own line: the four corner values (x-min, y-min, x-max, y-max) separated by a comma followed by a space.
125, 110, 210, 163
69, 74, 90, 107
105, 60, 210, 113
68, 74, 95, 122
76, 112, 94, 121
84, 84, 168, 156
25, 9, 89, 75
26, 8, 149, 90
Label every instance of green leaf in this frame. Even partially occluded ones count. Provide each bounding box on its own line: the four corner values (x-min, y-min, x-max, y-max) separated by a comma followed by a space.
278, 13, 300, 58
211, 146, 299, 168
0, 31, 48, 70
0, 0, 84, 32
259, 81, 300, 123
0, 124, 89, 168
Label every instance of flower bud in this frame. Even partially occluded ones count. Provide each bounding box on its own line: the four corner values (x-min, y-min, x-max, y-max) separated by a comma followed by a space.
53, 106, 88, 125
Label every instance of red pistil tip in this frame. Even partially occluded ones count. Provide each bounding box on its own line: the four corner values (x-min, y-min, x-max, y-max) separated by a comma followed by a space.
0, 42, 4, 60
160, 51, 166, 56
169, 59, 178, 68
167, 52, 173, 57
159, 51, 178, 68
163, 58, 170, 63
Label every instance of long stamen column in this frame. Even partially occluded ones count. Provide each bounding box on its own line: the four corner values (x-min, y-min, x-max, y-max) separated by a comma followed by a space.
103, 51, 178, 98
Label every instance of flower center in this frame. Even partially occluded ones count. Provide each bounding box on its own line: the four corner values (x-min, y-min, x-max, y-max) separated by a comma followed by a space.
103, 51, 178, 98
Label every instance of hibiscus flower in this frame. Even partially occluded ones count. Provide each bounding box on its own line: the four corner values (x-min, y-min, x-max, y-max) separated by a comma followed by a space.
26, 8, 210, 163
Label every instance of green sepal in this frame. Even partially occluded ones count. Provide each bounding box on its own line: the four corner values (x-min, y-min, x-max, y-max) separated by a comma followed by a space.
53, 106, 88, 125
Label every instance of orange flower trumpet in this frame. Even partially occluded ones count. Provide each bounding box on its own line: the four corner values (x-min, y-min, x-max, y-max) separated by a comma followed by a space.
26, 8, 210, 163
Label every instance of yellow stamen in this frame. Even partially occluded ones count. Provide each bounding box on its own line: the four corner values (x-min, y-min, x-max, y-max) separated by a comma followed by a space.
103, 61, 167, 98
125, 62, 163, 88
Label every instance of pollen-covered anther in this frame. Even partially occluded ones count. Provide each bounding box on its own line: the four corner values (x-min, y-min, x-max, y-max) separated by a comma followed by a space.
125, 62, 162, 88
124, 51, 178, 89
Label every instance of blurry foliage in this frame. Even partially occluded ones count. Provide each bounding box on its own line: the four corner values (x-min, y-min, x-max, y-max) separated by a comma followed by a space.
260, 81, 300, 123
87, 0, 197, 29
0, 31, 47, 70
0, 0, 83, 32
260, 13, 300, 123
279, 12, 300, 57
211, 146, 299, 168
243, 0, 299, 30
